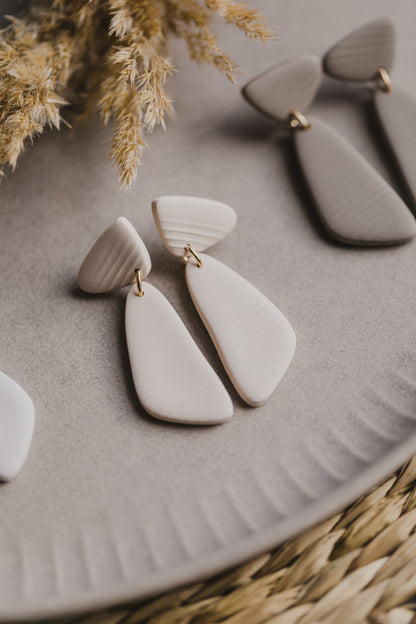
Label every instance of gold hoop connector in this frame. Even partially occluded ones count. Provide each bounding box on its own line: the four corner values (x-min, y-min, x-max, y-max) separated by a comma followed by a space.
183, 244, 203, 268
289, 109, 312, 131
135, 268, 144, 297
375, 66, 392, 93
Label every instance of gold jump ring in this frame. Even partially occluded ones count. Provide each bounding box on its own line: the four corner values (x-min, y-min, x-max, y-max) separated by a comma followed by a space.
289, 109, 312, 131
183, 244, 203, 268
135, 268, 144, 297
375, 66, 392, 93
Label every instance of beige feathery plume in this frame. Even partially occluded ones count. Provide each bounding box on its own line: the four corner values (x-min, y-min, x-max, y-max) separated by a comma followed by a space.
0, 0, 274, 189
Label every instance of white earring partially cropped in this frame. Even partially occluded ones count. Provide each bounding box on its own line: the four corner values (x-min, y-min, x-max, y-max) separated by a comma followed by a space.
78, 217, 233, 425
0, 371, 35, 481
152, 196, 296, 406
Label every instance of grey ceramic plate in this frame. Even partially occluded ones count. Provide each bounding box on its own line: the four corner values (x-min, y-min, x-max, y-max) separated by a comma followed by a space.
1, 0, 416, 619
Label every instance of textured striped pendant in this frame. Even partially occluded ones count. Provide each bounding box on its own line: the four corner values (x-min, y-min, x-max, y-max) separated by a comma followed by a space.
152, 196, 236, 257
242, 55, 322, 124
323, 18, 396, 81
152, 196, 296, 406
374, 86, 416, 206
78, 217, 151, 293
294, 117, 416, 245
0, 371, 35, 481
185, 255, 296, 406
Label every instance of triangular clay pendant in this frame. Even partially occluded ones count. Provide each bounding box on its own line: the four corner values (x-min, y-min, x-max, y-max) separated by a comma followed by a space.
242, 55, 322, 123
374, 85, 416, 206
294, 117, 416, 245
78, 217, 151, 293
185, 255, 296, 406
152, 196, 236, 257
323, 18, 396, 81
125, 282, 233, 424
0, 371, 35, 481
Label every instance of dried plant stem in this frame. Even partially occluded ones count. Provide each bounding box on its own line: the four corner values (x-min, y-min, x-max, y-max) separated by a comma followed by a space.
0, 0, 273, 189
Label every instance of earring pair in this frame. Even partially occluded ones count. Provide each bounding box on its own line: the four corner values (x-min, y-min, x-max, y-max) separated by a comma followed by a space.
323, 17, 416, 209
78, 196, 296, 426
242, 47, 416, 247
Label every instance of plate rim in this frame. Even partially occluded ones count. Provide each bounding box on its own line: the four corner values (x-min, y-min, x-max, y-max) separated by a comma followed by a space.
2, 430, 416, 621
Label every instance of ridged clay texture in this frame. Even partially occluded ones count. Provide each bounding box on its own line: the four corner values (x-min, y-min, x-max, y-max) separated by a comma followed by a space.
78, 217, 151, 294
152, 196, 237, 257
242, 55, 322, 123
185, 254, 296, 406
125, 282, 233, 425
323, 17, 396, 81
294, 117, 416, 246
374, 86, 416, 206
0, 371, 35, 481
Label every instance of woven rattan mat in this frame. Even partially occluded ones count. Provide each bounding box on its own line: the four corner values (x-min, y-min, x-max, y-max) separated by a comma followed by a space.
48, 458, 416, 624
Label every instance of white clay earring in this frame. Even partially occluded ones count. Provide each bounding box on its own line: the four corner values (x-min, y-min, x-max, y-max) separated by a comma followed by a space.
78, 217, 233, 425
152, 196, 296, 406
323, 17, 416, 208
242, 55, 416, 246
0, 371, 35, 481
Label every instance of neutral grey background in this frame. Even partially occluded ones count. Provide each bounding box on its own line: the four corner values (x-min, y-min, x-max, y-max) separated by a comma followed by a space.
1, 0, 416, 618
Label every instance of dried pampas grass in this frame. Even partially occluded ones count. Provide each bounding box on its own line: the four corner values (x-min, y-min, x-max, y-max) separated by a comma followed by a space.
0, 0, 273, 189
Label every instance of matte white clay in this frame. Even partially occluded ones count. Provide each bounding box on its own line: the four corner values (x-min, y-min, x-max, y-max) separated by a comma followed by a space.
374, 85, 416, 206
152, 196, 237, 257
185, 254, 296, 406
125, 283, 233, 425
242, 55, 322, 123
78, 217, 151, 293
323, 17, 396, 81
294, 117, 416, 245
0, 371, 35, 481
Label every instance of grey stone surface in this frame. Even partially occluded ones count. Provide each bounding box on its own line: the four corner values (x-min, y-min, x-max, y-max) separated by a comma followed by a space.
1, 0, 416, 619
